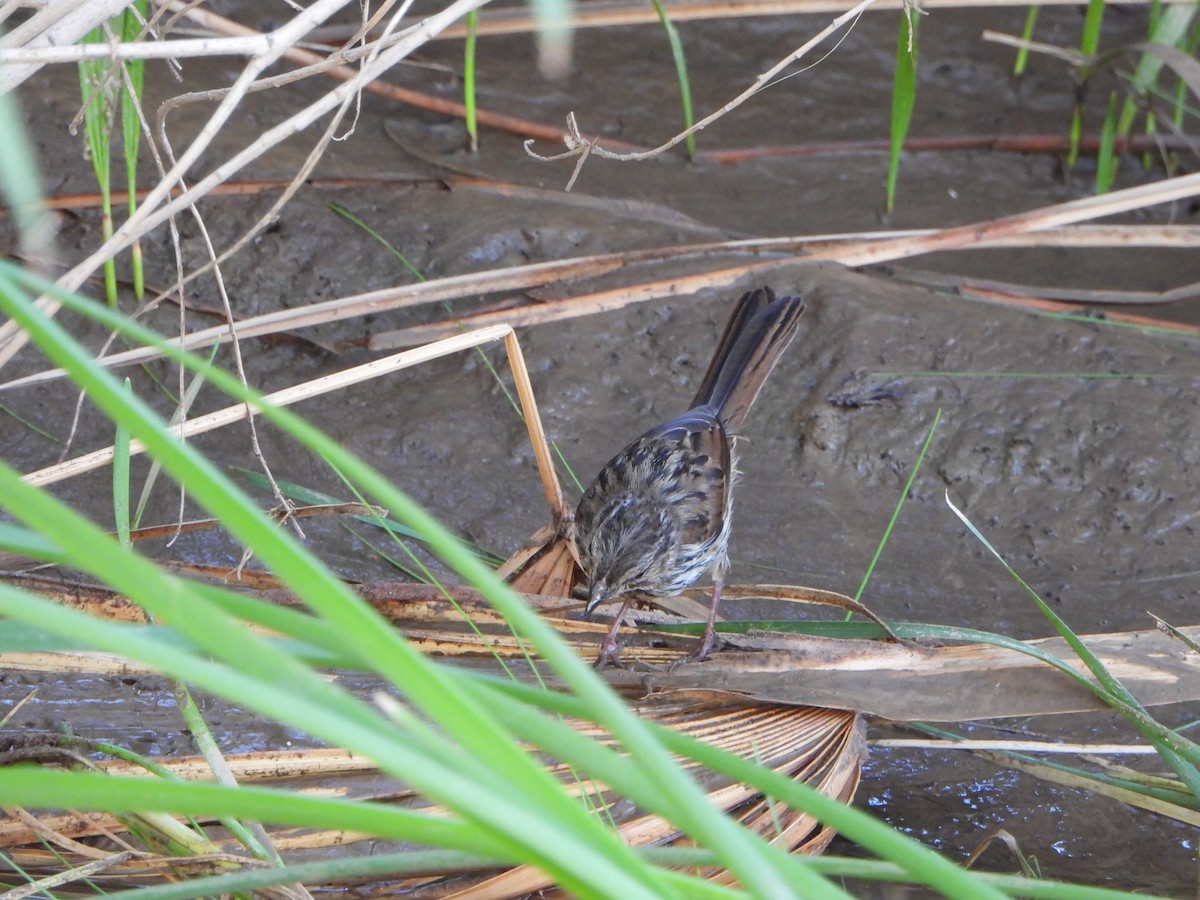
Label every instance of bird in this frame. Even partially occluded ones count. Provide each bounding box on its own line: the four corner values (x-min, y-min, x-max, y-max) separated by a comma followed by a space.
573, 287, 806, 665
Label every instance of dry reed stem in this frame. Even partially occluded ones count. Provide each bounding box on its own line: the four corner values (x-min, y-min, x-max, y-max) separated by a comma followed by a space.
6, 807, 117, 860
872, 739, 1160, 754
972, 750, 1200, 826
0, 31, 279, 64
504, 331, 567, 515
0, 850, 148, 900
981, 28, 1088, 64
888, 265, 1200, 305
0, 0, 130, 92
815, 169, 1200, 267
94, 747, 377, 780
368, 262, 798, 348
955, 286, 1200, 330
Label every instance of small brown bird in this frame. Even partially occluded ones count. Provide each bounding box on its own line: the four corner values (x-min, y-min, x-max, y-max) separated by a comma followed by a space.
574, 287, 806, 665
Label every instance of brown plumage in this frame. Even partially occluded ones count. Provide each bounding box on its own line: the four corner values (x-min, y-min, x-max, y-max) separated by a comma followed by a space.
574, 287, 806, 665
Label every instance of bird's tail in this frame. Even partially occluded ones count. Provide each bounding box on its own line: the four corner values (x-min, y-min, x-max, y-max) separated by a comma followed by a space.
690, 287, 806, 430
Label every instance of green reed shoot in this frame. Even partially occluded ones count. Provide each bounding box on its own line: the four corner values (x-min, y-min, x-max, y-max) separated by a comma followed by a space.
886, 8, 919, 214
1066, 0, 1107, 169
78, 28, 117, 306
122, 1, 148, 299
464, 10, 479, 153
1096, 3, 1197, 190
77, 3, 148, 306
651, 0, 696, 161
1012, 6, 1040, 79
114, 377, 132, 548
948, 495, 1200, 797
1095, 89, 1120, 193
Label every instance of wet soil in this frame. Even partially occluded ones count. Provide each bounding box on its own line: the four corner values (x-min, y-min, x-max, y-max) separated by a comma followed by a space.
4, 2, 1200, 893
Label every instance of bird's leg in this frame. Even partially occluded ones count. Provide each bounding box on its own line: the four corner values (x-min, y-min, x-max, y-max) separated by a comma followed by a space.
594, 597, 635, 668
691, 576, 724, 661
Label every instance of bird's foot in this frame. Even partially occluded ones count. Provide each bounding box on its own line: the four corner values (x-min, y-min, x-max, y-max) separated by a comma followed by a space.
686, 625, 720, 663
593, 635, 625, 669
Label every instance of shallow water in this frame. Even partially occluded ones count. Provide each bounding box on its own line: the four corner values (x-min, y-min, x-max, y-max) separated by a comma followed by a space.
4, 2, 1200, 893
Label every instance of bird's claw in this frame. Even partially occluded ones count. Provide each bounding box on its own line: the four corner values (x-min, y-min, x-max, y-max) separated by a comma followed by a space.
688, 626, 719, 662
593, 636, 625, 669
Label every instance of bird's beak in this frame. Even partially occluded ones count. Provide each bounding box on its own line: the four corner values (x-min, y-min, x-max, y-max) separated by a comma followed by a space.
584, 581, 610, 616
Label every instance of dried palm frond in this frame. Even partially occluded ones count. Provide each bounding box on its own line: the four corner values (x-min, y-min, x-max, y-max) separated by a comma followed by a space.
0, 697, 862, 897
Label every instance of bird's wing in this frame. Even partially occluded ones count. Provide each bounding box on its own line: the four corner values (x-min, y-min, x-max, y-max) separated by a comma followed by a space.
642, 405, 730, 547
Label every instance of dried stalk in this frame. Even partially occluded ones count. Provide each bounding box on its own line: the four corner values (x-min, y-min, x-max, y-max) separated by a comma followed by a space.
0, 0, 130, 92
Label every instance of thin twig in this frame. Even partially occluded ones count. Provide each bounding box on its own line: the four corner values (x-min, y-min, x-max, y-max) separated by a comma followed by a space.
872, 738, 1160, 754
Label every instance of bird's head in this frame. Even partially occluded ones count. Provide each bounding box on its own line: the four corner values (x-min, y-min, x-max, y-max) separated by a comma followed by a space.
584, 577, 615, 616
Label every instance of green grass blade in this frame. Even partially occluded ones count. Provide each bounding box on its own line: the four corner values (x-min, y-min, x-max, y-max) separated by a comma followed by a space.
121, 1, 148, 299
651, 0, 696, 160
1080, 0, 1105, 56
78, 25, 118, 306
328, 202, 425, 280
464, 10, 479, 152
1067, 103, 1083, 169
0, 92, 51, 253
114, 377, 132, 548
1065, 0, 1107, 171
170, 681, 283, 863
134, 343, 219, 528
1095, 89, 1119, 193
1012, 5, 1040, 78
0, 521, 65, 564
945, 492, 1200, 795
0, 767, 506, 858
1107, 4, 1197, 180
853, 409, 940, 605
886, 9, 919, 214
